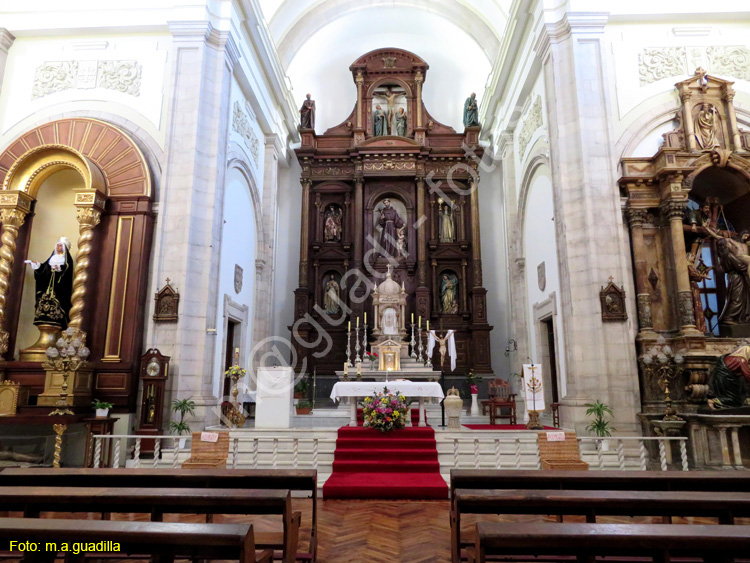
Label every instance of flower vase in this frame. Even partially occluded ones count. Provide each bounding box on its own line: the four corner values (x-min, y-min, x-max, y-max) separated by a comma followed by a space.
370, 359, 376, 372
470, 393, 479, 416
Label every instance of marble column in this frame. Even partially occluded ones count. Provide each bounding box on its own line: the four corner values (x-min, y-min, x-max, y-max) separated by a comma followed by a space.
153, 22, 240, 426
662, 195, 699, 335
535, 12, 640, 433
0, 29, 14, 98
626, 207, 655, 335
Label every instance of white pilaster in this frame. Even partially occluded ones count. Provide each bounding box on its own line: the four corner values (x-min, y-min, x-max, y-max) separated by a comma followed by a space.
0, 28, 15, 98
535, 12, 640, 433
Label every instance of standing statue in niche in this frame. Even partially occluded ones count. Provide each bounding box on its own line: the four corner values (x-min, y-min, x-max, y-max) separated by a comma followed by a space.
373, 105, 387, 136
440, 273, 459, 314
377, 199, 405, 258
25, 237, 75, 329
324, 274, 342, 315
299, 93, 316, 129
695, 103, 720, 149
707, 227, 750, 324
440, 203, 455, 242
373, 86, 406, 134
324, 205, 342, 242
395, 107, 407, 137
463, 92, 480, 128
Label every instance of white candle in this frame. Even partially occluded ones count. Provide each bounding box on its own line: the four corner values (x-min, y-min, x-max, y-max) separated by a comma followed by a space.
364, 312, 367, 325
357, 316, 360, 328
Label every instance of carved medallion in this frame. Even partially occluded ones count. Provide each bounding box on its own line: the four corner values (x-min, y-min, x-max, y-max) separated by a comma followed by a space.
234, 264, 243, 294
537, 262, 546, 292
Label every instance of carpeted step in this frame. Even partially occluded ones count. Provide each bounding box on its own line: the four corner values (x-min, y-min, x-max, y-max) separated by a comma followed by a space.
332, 459, 441, 473
323, 471, 448, 500
337, 426, 435, 439
335, 437, 437, 450
334, 447, 438, 461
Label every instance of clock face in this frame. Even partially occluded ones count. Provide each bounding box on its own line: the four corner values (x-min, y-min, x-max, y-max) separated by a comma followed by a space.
146, 359, 161, 376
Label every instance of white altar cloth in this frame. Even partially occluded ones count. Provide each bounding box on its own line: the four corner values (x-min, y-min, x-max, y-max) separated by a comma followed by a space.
330, 381, 444, 427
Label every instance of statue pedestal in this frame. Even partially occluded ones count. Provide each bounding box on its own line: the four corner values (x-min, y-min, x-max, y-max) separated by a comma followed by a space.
255, 367, 293, 429
37, 367, 93, 406
18, 324, 62, 363
719, 323, 750, 338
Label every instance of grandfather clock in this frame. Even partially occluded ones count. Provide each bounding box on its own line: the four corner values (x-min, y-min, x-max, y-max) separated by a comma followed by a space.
135, 348, 170, 453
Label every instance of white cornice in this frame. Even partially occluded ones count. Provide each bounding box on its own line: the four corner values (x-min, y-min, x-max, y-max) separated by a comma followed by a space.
0, 28, 15, 54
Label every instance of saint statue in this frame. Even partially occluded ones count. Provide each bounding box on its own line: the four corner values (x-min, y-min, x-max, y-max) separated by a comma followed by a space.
708, 345, 750, 410
463, 92, 480, 128
299, 93, 315, 130
440, 204, 455, 243
695, 103, 720, 149
324, 205, 342, 242
324, 274, 341, 314
687, 252, 712, 333
427, 329, 457, 371
395, 227, 407, 258
25, 237, 74, 329
377, 198, 405, 258
382, 307, 398, 335
395, 107, 407, 137
373, 105, 387, 136
440, 273, 459, 314
707, 227, 750, 324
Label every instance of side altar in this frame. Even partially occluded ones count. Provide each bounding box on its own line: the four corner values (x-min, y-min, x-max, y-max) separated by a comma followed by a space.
290, 48, 494, 383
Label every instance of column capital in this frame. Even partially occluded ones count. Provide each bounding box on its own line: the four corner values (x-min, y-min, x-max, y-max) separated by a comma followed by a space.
73, 189, 107, 213
0, 208, 27, 229
661, 199, 688, 220
626, 207, 649, 228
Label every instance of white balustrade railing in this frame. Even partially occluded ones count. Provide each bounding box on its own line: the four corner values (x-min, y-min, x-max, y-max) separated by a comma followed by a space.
90, 433, 691, 472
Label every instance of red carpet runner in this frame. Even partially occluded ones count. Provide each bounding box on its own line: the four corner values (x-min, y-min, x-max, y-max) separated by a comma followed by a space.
323, 426, 448, 500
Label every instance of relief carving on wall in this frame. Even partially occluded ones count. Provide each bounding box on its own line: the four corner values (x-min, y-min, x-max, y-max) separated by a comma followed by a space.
638, 46, 750, 86
232, 100, 260, 167
517, 96, 543, 157
32, 60, 142, 100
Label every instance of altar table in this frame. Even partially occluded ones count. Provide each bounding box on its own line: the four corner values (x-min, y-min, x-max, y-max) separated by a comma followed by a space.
330, 381, 444, 427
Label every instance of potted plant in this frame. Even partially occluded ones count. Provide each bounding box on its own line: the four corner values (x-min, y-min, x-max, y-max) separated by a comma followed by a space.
294, 376, 309, 400
585, 400, 616, 451
295, 399, 312, 415
92, 399, 114, 418
170, 397, 196, 448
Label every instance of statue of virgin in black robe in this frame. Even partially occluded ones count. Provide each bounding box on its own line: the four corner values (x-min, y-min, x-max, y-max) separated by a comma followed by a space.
27, 237, 74, 329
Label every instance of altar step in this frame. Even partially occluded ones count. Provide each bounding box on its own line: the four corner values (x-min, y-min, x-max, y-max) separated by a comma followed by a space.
322, 426, 449, 500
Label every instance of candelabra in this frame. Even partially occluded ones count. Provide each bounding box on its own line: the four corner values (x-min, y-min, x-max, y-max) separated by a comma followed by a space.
44, 327, 90, 416
417, 326, 424, 365
641, 336, 685, 421
354, 326, 362, 363
410, 323, 417, 359
345, 329, 353, 367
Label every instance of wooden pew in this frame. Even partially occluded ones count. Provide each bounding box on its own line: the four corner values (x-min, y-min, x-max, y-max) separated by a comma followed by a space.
0, 486, 300, 563
468, 522, 750, 563
0, 517, 272, 563
0, 467, 318, 561
452, 488, 750, 563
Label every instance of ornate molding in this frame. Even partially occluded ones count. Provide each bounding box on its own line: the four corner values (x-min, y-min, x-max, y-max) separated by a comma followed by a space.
636, 294, 653, 329
626, 208, 648, 228
232, 100, 260, 167
32, 60, 142, 100
363, 161, 415, 172
677, 290, 696, 327
638, 45, 750, 86
517, 96, 543, 157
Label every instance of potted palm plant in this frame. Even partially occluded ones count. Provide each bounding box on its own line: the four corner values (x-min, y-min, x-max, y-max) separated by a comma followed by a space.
92, 399, 114, 418
293, 377, 309, 400
295, 400, 312, 415
585, 400, 615, 451
170, 397, 196, 448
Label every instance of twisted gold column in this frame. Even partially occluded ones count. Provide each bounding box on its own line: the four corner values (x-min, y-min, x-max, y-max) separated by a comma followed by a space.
68, 207, 102, 329
0, 208, 27, 355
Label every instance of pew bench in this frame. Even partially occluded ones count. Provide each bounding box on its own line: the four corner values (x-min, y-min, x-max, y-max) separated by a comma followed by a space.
0, 517, 272, 563
0, 467, 318, 561
0, 487, 300, 563
467, 522, 750, 563
451, 488, 750, 563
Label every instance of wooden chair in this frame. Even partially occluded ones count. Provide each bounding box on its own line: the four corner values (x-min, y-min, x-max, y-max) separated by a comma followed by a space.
487, 380, 516, 425
182, 432, 230, 469
480, 379, 503, 415
537, 431, 588, 470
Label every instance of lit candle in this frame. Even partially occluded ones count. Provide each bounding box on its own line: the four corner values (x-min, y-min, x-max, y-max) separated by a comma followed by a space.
418, 316, 421, 329
411, 313, 414, 324
344, 363, 348, 375
427, 320, 430, 332
364, 312, 367, 325
357, 316, 360, 328
348, 321, 351, 331
357, 362, 361, 375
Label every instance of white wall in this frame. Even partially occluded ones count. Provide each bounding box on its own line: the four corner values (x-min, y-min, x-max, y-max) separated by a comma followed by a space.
212, 167, 258, 401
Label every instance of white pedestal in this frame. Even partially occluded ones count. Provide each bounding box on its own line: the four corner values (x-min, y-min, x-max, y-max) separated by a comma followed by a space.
255, 367, 293, 429
470, 394, 479, 416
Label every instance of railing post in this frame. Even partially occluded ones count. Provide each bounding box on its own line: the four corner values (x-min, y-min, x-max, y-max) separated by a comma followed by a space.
596, 439, 604, 469
172, 438, 179, 469
272, 438, 279, 469
616, 440, 625, 470
453, 438, 459, 468
233, 437, 239, 469
113, 439, 121, 468
494, 439, 501, 469
473, 438, 479, 469
679, 439, 689, 471
253, 439, 259, 469
93, 437, 102, 468
639, 439, 648, 470
658, 439, 668, 471
153, 439, 161, 468
313, 438, 319, 469
134, 438, 141, 468
293, 438, 299, 468
514, 438, 521, 469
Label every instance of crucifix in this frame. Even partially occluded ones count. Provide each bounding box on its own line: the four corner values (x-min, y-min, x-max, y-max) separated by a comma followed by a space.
373, 86, 406, 134
525, 363, 544, 430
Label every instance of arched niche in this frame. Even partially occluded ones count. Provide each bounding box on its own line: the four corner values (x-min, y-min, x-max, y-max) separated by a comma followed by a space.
0, 118, 154, 409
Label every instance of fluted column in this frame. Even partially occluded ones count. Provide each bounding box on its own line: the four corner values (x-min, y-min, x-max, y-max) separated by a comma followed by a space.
298, 179, 312, 287
416, 176, 427, 286
0, 191, 33, 355
353, 177, 364, 268
67, 190, 106, 329
626, 207, 655, 335
662, 192, 700, 336
469, 178, 482, 287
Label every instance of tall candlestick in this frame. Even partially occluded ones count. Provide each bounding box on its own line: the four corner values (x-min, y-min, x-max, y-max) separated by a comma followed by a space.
417, 326, 425, 365
362, 322, 368, 362
348, 321, 351, 331
357, 316, 360, 328
410, 323, 417, 359
411, 312, 414, 324
346, 329, 353, 367
364, 312, 367, 324
354, 326, 362, 363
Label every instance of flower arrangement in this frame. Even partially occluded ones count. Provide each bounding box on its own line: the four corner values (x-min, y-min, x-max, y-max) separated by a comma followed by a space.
365, 351, 378, 369
224, 365, 247, 379
470, 384, 478, 394
360, 387, 411, 433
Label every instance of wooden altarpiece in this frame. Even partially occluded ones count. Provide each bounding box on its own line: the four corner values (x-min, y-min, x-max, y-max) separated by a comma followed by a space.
619, 69, 750, 418
292, 48, 493, 379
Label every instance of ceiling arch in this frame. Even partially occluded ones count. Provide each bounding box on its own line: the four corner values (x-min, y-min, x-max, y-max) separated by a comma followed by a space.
268, 0, 507, 68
